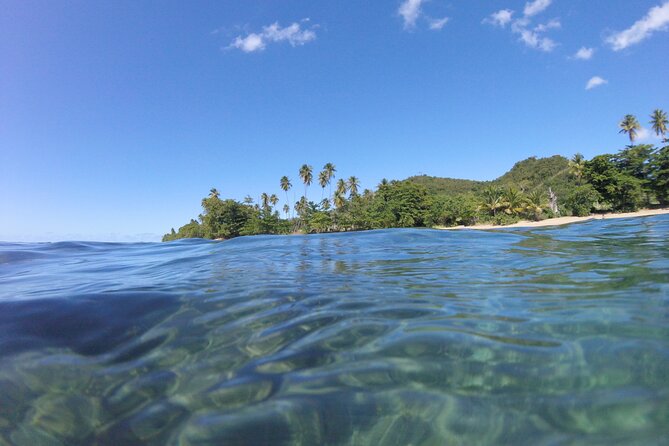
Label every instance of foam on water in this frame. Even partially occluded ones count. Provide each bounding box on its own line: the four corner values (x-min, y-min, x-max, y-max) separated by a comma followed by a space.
1, 215, 668, 445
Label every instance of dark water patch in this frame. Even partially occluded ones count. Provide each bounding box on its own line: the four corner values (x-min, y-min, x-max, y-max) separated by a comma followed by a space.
0, 292, 179, 357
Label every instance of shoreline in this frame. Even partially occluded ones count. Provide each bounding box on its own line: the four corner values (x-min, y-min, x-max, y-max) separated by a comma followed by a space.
436, 208, 669, 231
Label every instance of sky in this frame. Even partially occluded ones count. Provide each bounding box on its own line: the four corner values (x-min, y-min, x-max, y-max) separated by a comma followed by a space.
1, 0, 668, 242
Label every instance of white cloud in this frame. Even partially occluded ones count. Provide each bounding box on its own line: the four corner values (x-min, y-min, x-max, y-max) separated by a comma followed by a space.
518, 29, 557, 51
228, 21, 317, 53
399, 0, 424, 29
606, 1, 669, 51
263, 22, 316, 46
428, 16, 450, 30
586, 76, 608, 90
524, 0, 552, 17
637, 127, 650, 140
512, 17, 531, 31
398, 1, 449, 31
534, 19, 561, 32
637, 127, 662, 142
484, 9, 514, 27
230, 33, 265, 52
485, 3, 558, 52
574, 47, 595, 60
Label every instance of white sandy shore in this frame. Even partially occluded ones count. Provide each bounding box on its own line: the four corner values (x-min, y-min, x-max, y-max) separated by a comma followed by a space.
437, 208, 669, 231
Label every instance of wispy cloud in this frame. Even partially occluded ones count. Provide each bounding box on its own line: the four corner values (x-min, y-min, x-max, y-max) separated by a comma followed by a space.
524, 0, 552, 18
398, 0, 450, 31
483, 9, 514, 27
574, 47, 595, 60
484, 1, 558, 52
517, 28, 557, 51
428, 17, 450, 30
606, 1, 669, 51
534, 19, 560, 32
227, 20, 317, 53
637, 127, 662, 142
586, 76, 608, 90
398, 0, 424, 29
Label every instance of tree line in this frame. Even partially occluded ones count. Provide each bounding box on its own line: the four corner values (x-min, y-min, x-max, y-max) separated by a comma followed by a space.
163, 108, 668, 241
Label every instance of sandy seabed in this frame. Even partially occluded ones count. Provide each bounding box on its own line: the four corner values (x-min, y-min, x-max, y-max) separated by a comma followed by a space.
437, 208, 669, 231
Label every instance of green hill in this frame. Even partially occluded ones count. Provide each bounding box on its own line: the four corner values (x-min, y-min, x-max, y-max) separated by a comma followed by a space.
494, 155, 573, 195
406, 155, 576, 200
405, 175, 487, 196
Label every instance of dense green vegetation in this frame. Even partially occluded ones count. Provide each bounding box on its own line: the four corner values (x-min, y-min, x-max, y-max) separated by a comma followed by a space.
164, 109, 669, 241
408, 155, 575, 196
405, 175, 485, 196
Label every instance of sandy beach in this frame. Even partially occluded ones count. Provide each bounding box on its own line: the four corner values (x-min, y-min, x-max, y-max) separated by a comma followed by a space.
437, 208, 669, 230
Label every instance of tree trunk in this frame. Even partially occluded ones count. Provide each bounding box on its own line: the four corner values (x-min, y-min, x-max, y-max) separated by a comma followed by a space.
548, 187, 559, 214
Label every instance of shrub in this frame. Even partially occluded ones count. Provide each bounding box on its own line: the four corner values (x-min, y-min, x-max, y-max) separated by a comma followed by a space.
564, 185, 601, 216
426, 195, 479, 227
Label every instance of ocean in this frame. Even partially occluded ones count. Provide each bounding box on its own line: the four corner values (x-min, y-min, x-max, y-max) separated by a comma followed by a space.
1, 215, 668, 445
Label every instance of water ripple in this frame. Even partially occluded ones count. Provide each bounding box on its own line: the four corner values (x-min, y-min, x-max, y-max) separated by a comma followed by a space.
1, 215, 668, 445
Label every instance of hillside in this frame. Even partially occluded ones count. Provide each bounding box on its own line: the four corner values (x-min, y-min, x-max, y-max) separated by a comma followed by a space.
494, 155, 574, 198
406, 155, 576, 200
405, 175, 487, 196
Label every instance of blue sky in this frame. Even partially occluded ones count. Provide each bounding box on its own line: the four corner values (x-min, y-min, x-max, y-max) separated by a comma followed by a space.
1, 0, 668, 242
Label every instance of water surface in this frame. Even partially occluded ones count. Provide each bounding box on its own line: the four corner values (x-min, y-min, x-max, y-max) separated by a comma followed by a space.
1, 215, 668, 445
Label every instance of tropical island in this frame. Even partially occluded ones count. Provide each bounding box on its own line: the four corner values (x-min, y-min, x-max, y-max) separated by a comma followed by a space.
163, 110, 669, 241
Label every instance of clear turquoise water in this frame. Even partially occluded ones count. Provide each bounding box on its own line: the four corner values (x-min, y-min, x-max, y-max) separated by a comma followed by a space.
1, 215, 668, 445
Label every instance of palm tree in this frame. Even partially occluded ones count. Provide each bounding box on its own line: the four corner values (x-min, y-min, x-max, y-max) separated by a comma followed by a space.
280, 176, 292, 195
619, 114, 641, 144
269, 194, 279, 208
347, 176, 360, 197
209, 188, 220, 199
295, 196, 309, 219
283, 204, 290, 217
318, 170, 329, 199
280, 176, 292, 217
503, 187, 525, 216
260, 192, 270, 210
568, 153, 586, 185
299, 164, 313, 200
335, 178, 347, 196
526, 190, 546, 221
480, 185, 504, 217
334, 179, 347, 209
334, 189, 346, 209
243, 195, 254, 205
323, 163, 336, 199
650, 109, 668, 141
320, 198, 331, 211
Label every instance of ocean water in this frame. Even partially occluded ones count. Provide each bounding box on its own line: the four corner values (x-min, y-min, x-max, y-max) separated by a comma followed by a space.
1, 215, 668, 445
